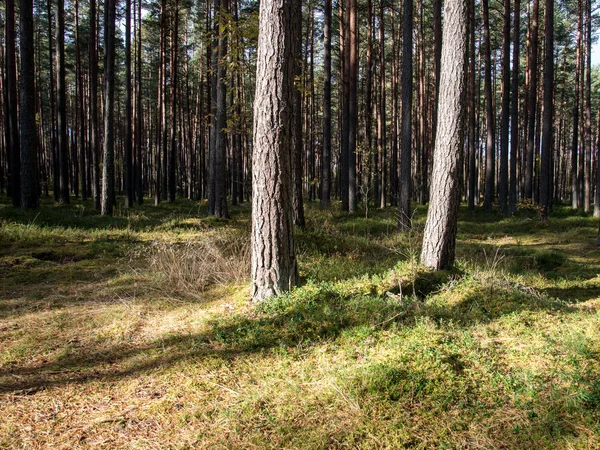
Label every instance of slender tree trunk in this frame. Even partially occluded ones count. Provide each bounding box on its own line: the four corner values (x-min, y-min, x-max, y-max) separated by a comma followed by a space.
539, 0, 554, 216
420, 0, 467, 269
482, 0, 495, 212
398, 0, 413, 230
525, 0, 539, 200
169, 0, 179, 203
378, 0, 386, 209
510, 0, 520, 212
19, 0, 38, 208
292, 0, 305, 226
5, 0, 20, 207
56, 0, 69, 203
348, 0, 357, 212
101, 0, 116, 216
320, 0, 332, 207
251, 0, 298, 302
124, 0, 133, 207
584, 0, 592, 213
499, 0, 511, 214
468, 0, 476, 210
136, 0, 144, 204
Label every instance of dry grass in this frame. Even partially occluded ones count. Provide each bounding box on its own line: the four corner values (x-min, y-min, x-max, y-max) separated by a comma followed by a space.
146, 233, 251, 299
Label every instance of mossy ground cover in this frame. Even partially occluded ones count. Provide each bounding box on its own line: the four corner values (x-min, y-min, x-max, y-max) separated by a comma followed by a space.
1, 196, 599, 449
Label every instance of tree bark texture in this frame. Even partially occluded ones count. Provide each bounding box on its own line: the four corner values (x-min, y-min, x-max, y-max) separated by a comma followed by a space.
251, 0, 298, 302
420, 0, 467, 270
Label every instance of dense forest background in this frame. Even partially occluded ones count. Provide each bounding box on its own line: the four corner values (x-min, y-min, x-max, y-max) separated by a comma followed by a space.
3, 0, 600, 218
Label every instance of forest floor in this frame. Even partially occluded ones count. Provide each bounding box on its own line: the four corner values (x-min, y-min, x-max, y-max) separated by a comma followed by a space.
1, 196, 600, 449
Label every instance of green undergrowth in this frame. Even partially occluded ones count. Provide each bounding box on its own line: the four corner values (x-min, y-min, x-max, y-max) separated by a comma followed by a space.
1, 196, 599, 449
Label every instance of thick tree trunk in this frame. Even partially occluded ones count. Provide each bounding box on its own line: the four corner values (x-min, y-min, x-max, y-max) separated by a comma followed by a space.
420, 0, 467, 270
398, 0, 413, 230
251, 0, 298, 302
101, 0, 116, 216
19, 0, 38, 208
584, 0, 592, 213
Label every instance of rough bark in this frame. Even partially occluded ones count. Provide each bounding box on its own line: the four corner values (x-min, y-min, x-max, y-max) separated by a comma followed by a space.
420, 0, 467, 270
251, 0, 298, 302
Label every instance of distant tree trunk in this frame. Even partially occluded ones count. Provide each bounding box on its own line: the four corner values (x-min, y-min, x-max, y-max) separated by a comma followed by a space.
584, 0, 592, 213
207, 0, 229, 217
594, 105, 600, 217
5, 0, 20, 207
525, 0, 539, 200
136, 0, 144, 204
420, 0, 467, 269
320, 0, 332, 207
348, 0, 357, 212
498, 0, 511, 214
19, 0, 38, 208
468, 0, 476, 210
169, 0, 179, 203
56, 0, 69, 203
378, 0, 386, 209
101, 0, 116, 216
125, 0, 133, 207
89, 0, 100, 209
292, 0, 305, 226
510, 0, 520, 212
572, 6, 582, 209
75, 0, 87, 202
482, 0, 495, 212
398, 0, 413, 230
539, 0, 554, 217
251, 0, 298, 302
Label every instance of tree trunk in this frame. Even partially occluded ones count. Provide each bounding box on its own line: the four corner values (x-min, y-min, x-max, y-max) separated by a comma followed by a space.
6, 0, 20, 207
101, 0, 116, 216
56, 0, 69, 203
125, 0, 133, 207
320, 0, 332, 207
510, 0, 520, 212
539, 0, 554, 217
398, 0, 413, 230
420, 0, 467, 269
251, 0, 298, 302
19, 0, 38, 208
169, 1, 179, 203
525, 0, 539, 200
482, 0, 495, 212
499, 0, 511, 214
